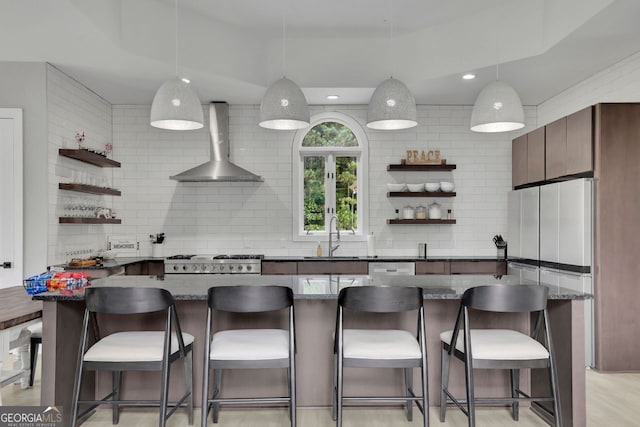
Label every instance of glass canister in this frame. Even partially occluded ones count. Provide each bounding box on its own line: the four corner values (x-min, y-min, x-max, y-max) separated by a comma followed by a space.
402, 205, 415, 219
416, 205, 427, 219
428, 201, 442, 219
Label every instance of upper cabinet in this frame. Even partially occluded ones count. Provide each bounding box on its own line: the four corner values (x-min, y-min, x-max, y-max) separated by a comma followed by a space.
512, 127, 545, 188
545, 106, 593, 180
513, 106, 593, 189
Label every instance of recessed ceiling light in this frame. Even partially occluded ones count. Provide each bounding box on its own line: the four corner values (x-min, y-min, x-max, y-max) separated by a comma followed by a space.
462, 74, 476, 80
327, 95, 340, 100
181, 77, 191, 84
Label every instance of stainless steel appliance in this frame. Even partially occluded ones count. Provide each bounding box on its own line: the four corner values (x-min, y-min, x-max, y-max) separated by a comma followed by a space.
164, 255, 263, 274
368, 262, 415, 275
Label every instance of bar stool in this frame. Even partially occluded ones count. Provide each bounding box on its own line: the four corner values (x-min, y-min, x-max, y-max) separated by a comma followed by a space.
27, 321, 42, 387
201, 285, 295, 426
333, 285, 428, 427
70, 287, 194, 427
439, 284, 562, 427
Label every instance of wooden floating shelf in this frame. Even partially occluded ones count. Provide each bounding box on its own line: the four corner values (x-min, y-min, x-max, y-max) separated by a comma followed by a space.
387, 164, 456, 171
387, 191, 456, 198
59, 149, 121, 168
387, 219, 456, 225
59, 183, 121, 196
59, 217, 121, 224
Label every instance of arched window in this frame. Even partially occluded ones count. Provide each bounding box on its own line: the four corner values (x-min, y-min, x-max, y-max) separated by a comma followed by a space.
292, 112, 368, 241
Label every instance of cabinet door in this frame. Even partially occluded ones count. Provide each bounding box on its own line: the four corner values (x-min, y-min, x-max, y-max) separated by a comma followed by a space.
545, 117, 567, 179
415, 261, 450, 274
566, 106, 593, 175
512, 134, 528, 188
124, 262, 143, 275
527, 127, 545, 182
261, 261, 297, 275
450, 261, 502, 274
146, 261, 165, 275
297, 261, 368, 275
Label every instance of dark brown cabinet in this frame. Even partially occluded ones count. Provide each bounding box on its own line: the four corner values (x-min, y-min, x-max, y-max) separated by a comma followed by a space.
545, 106, 593, 179
512, 128, 545, 188
415, 261, 450, 275
450, 261, 506, 275
297, 261, 368, 275
261, 261, 298, 275
124, 260, 164, 275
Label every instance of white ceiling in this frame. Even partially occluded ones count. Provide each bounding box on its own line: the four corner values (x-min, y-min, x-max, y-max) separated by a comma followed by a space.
1, 0, 639, 106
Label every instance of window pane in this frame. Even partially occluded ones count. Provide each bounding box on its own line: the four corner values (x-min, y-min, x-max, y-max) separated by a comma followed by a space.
302, 122, 358, 147
303, 156, 325, 231
336, 156, 357, 231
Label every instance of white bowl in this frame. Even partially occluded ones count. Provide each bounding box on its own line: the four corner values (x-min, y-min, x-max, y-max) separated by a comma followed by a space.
387, 183, 406, 192
439, 181, 455, 192
425, 183, 440, 192
406, 183, 425, 192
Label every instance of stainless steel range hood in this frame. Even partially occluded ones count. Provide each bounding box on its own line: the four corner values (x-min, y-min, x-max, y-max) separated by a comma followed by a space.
170, 102, 263, 182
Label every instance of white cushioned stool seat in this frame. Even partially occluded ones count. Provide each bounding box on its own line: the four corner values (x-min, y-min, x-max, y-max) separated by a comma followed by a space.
344, 329, 421, 360
27, 322, 42, 338
84, 331, 195, 362
210, 329, 289, 361
440, 329, 549, 360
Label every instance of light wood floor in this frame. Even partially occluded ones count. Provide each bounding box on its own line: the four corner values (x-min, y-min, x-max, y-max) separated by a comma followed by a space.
2, 356, 639, 426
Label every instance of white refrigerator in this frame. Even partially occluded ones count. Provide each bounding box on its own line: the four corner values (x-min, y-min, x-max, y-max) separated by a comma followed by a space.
508, 178, 594, 366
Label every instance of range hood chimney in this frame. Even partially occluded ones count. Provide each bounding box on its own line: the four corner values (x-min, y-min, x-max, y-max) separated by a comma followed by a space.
170, 102, 263, 182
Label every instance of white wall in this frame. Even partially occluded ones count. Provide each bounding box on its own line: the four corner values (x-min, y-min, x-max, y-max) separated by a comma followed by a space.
0, 62, 48, 277
47, 65, 114, 265
538, 50, 640, 125
112, 104, 534, 257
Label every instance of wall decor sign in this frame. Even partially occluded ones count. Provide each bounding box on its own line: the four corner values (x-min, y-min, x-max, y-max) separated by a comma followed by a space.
406, 149, 441, 164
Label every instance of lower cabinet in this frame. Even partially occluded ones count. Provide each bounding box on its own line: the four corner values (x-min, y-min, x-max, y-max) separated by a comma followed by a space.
415, 261, 450, 274
261, 261, 298, 275
297, 261, 368, 275
449, 261, 506, 275
124, 260, 164, 276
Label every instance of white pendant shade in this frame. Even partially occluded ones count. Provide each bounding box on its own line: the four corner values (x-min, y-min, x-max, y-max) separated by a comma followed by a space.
259, 77, 310, 130
150, 78, 204, 130
366, 78, 417, 130
470, 80, 525, 133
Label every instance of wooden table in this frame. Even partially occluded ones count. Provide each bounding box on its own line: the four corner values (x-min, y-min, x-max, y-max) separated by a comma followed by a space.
0, 286, 42, 405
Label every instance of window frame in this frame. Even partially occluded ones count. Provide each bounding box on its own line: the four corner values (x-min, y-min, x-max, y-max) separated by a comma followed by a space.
292, 112, 369, 242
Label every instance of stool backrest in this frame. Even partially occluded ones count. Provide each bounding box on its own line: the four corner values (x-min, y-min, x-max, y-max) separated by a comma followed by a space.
85, 287, 175, 314
208, 285, 293, 313
338, 286, 423, 313
462, 284, 548, 313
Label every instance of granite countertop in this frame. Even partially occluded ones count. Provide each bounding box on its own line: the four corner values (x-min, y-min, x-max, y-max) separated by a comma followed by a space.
57, 257, 165, 271
264, 256, 505, 262
33, 274, 592, 302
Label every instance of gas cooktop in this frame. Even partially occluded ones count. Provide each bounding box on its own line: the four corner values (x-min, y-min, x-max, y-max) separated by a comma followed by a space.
164, 254, 263, 274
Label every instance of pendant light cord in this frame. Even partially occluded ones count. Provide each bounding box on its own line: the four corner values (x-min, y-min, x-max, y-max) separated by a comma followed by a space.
175, 0, 179, 78
282, 14, 286, 78
389, 0, 393, 78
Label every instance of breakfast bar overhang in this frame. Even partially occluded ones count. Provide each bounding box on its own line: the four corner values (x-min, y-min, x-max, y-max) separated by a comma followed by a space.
34, 274, 590, 426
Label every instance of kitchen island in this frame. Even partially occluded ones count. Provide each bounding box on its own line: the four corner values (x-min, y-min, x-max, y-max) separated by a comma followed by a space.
35, 274, 589, 426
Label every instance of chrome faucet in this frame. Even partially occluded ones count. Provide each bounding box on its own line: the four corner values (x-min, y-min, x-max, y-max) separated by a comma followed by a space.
328, 215, 341, 257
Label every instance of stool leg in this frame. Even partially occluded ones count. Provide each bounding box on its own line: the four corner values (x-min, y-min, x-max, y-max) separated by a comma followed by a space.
29, 339, 40, 387
289, 365, 296, 427
201, 360, 210, 427
336, 351, 344, 427
510, 369, 519, 421
440, 345, 450, 422
331, 353, 337, 421
185, 350, 194, 425
404, 368, 413, 421
421, 354, 429, 427
212, 369, 222, 423
113, 371, 122, 424
159, 363, 171, 427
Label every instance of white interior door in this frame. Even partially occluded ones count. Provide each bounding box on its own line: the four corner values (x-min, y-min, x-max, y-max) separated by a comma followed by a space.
0, 109, 23, 288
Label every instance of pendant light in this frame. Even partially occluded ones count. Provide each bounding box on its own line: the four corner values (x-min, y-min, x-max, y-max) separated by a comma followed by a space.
150, 0, 203, 130
470, 65, 524, 133
366, 0, 417, 130
259, 15, 309, 130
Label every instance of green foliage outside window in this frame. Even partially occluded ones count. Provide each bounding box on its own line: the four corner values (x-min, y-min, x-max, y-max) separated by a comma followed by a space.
302, 122, 358, 232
